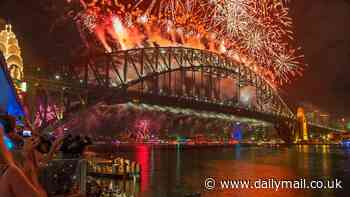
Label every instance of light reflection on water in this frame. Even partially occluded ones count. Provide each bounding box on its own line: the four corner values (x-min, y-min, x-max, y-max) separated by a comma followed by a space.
95, 145, 350, 197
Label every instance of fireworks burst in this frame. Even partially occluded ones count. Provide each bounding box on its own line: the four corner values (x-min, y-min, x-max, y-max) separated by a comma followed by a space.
63, 0, 304, 86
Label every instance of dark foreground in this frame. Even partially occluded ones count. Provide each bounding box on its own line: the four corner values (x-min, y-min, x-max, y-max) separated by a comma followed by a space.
90, 144, 350, 197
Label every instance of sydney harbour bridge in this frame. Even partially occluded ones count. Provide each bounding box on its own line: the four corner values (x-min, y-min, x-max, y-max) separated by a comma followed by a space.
20, 46, 345, 143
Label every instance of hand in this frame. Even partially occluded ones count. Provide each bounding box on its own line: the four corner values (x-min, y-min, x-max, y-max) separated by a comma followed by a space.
23, 137, 40, 154
51, 136, 64, 152
44, 136, 65, 163
7, 132, 24, 143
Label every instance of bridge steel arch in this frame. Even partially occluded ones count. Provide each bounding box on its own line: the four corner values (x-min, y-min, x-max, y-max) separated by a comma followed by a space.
25, 47, 296, 141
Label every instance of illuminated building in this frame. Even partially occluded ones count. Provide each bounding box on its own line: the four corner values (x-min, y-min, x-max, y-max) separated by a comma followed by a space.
0, 23, 25, 91
319, 114, 330, 127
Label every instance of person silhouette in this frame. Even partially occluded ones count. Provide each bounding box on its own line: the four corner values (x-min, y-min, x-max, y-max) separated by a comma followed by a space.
0, 116, 47, 197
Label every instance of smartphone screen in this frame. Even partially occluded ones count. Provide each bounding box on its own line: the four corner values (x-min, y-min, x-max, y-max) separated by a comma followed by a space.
22, 130, 32, 137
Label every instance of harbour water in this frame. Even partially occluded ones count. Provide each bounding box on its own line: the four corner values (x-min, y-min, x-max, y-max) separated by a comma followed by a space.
93, 145, 350, 197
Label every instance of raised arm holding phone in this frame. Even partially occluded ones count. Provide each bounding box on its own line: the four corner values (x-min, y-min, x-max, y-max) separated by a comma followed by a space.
0, 115, 47, 197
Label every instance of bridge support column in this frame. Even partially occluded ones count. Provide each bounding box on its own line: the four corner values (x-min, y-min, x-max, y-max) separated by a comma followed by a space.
296, 107, 309, 142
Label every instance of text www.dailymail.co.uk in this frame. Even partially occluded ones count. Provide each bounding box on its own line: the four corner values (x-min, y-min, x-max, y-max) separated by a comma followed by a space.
204, 178, 343, 191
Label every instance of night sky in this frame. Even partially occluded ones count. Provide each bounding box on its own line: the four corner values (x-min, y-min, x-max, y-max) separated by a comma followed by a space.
1, 0, 350, 117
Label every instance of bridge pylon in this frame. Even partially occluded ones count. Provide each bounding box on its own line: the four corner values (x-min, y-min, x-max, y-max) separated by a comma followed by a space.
295, 107, 309, 142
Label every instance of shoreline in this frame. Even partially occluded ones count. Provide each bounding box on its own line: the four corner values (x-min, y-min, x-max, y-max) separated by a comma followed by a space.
87, 142, 344, 151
